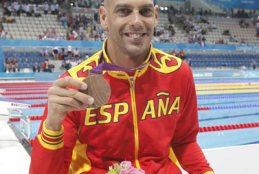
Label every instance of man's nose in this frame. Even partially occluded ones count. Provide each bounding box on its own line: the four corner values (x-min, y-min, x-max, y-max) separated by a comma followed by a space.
129, 11, 143, 28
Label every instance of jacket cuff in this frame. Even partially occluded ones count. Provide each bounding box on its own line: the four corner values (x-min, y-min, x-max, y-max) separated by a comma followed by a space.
37, 120, 64, 150
204, 171, 214, 174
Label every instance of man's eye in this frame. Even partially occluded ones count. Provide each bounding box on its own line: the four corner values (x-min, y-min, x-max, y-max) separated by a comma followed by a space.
140, 9, 152, 16
118, 9, 130, 15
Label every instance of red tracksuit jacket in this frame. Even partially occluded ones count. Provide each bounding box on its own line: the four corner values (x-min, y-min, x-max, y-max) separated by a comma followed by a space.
30, 42, 214, 174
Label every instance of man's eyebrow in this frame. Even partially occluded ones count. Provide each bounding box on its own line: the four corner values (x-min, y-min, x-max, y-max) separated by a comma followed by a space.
140, 4, 154, 9
114, 3, 133, 9
114, 3, 154, 9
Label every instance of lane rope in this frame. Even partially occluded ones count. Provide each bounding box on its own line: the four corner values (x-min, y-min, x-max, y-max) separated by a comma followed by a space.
1, 92, 47, 95
197, 94, 259, 100
6, 97, 48, 100
5, 88, 49, 91
9, 116, 259, 132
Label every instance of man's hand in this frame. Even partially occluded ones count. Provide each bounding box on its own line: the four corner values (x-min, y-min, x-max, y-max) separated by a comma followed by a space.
46, 76, 94, 131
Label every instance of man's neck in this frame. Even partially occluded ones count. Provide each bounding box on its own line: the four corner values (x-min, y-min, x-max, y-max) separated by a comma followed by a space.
108, 53, 146, 69
105, 42, 150, 69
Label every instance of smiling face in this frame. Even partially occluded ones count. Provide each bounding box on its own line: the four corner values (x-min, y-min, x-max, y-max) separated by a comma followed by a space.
100, 0, 158, 58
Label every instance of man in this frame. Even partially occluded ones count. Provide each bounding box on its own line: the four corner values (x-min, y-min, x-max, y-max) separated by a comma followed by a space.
171, 49, 177, 56
11, 58, 19, 72
14, 2, 21, 16
61, 13, 66, 29
33, 5, 41, 17
85, 52, 89, 59
25, 4, 32, 17
55, 3, 59, 15
51, 3, 55, 15
251, 59, 257, 70
3, 2, 8, 13
40, 47, 48, 57
179, 49, 186, 60
42, 59, 52, 72
43, 2, 49, 15
4, 58, 12, 73
0, 31, 7, 39
73, 47, 80, 58
33, 62, 40, 72
6, 4, 12, 16
21, 3, 26, 13
30, 0, 214, 174
11, 1, 18, 10
67, 44, 73, 60
94, 10, 99, 22
73, 30, 79, 40
52, 46, 59, 60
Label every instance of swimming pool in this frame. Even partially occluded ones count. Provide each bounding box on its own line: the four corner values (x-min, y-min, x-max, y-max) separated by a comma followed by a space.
4, 79, 259, 149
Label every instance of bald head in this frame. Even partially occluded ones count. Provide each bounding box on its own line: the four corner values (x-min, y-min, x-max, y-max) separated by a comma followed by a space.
103, 0, 108, 8
103, 0, 155, 8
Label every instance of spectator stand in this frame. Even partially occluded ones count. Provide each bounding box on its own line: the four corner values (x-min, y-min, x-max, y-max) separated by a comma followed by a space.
1, 3, 258, 45
0, 2, 67, 40
177, 50, 259, 70
1, 45, 96, 73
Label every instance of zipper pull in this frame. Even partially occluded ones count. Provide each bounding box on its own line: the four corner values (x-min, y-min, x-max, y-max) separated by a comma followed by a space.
129, 76, 134, 90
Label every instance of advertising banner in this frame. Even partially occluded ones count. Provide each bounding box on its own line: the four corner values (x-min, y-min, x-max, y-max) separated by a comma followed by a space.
210, 0, 259, 10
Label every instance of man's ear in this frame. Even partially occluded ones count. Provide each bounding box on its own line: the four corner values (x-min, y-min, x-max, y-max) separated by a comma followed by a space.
154, 5, 159, 27
100, 6, 109, 31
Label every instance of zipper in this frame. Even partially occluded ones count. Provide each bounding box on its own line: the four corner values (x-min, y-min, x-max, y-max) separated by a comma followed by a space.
129, 76, 134, 90
129, 75, 140, 169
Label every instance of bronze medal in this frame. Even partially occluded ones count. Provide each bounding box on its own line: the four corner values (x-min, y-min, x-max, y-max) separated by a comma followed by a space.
80, 72, 111, 108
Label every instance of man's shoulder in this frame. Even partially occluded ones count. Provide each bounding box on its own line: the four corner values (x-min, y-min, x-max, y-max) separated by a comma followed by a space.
150, 48, 187, 74
66, 51, 101, 81
152, 48, 182, 62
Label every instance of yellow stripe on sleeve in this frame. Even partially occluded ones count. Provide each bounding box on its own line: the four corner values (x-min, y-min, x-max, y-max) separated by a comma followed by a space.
43, 120, 64, 137
37, 120, 64, 150
204, 171, 214, 174
37, 134, 64, 150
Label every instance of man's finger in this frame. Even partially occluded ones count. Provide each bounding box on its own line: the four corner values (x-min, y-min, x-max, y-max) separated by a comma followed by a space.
49, 96, 87, 111
53, 76, 87, 90
48, 87, 94, 105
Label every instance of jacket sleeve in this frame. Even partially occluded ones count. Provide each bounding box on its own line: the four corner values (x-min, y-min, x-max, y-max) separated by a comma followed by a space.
170, 65, 214, 174
30, 104, 79, 174
29, 73, 80, 174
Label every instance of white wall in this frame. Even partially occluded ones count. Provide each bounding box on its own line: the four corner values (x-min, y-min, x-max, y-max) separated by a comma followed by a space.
181, 144, 259, 174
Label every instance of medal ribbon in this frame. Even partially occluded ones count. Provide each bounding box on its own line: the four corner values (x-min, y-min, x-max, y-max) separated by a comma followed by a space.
90, 51, 154, 74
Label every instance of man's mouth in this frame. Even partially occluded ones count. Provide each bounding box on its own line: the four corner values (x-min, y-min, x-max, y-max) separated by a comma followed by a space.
125, 33, 146, 39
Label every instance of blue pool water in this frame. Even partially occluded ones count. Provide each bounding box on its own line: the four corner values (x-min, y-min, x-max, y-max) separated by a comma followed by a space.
9, 79, 259, 149
197, 127, 259, 149
20, 99, 47, 104
18, 108, 45, 116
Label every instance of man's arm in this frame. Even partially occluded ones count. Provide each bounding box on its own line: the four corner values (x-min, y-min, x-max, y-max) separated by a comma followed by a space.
30, 74, 94, 174
171, 65, 214, 174
30, 107, 80, 174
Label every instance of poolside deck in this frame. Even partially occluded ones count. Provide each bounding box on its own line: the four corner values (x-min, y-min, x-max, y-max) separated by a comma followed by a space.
0, 117, 30, 174
1, 117, 259, 174
1, 77, 259, 173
